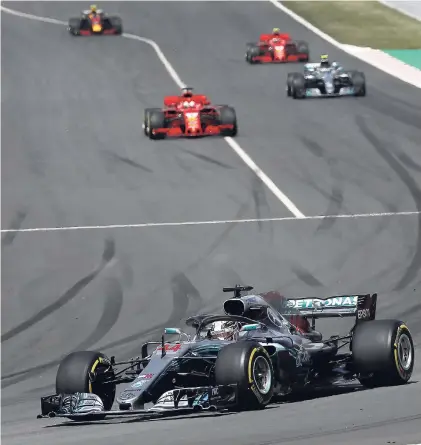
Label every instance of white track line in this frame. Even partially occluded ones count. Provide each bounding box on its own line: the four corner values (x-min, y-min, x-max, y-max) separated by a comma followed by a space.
0, 5, 305, 219
1, 211, 420, 234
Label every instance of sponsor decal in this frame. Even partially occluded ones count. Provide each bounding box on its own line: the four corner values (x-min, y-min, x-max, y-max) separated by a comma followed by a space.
357, 308, 371, 319
119, 391, 136, 400
131, 373, 154, 388
287, 296, 358, 309
155, 343, 182, 354
211, 387, 219, 396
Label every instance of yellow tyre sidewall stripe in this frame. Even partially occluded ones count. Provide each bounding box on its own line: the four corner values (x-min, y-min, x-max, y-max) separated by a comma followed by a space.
88, 358, 101, 393
393, 324, 411, 378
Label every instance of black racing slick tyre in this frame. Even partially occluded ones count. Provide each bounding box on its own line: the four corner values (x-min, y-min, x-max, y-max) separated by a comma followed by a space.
286, 73, 297, 97
143, 108, 161, 136
296, 40, 309, 62
352, 320, 414, 388
350, 71, 366, 96
68, 18, 81, 36
109, 16, 123, 34
56, 351, 116, 411
246, 46, 261, 64
218, 106, 238, 137
290, 73, 306, 99
215, 341, 274, 410
147, 110, 166, 140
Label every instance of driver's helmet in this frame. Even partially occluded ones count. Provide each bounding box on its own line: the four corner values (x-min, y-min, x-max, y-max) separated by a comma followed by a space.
208, 320, 240, 340
272, 27, 281, 35
90, 4, 97, 13
320, 54, 330, 67
181, 87, 194, 98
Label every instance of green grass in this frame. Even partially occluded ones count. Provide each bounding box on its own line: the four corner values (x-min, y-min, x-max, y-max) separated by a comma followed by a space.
283, 1, 421, 49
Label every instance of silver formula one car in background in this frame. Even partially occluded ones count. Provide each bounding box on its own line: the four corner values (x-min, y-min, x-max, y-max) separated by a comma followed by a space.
287, 54, 366, 99
38, 285, 414, 422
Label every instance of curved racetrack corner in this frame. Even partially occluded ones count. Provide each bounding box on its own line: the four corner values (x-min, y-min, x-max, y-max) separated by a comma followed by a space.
2, 2, 421, 445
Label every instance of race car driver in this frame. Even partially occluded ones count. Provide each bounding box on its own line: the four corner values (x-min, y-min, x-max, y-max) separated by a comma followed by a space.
206, 320, 241, 340
320, 54, 330, 67
181, 87, 194, 98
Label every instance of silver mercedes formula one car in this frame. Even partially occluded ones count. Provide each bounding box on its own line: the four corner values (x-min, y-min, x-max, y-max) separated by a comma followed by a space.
286, 54, 366, 99
38, 285, 414, 422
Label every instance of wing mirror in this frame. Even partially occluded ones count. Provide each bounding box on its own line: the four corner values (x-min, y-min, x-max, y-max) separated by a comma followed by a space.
164, 328, 182, 335
240, 323, 261, 332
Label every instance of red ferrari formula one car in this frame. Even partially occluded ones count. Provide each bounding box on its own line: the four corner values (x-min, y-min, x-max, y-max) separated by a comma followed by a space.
143, 88, 238, 140
245, 28, 309, 64
68, 4, 123, 36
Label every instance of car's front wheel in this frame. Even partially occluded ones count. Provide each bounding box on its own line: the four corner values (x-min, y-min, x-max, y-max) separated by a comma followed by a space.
215, 341, 274, 410
56, 351, 116, 411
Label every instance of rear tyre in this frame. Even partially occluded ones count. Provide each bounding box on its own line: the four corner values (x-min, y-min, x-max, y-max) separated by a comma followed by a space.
352, 320, 414, 388
350, 71, 366, 96
246, 46, 261, 64
56, 351, 116, 412
296, 40, 309, 62
148, 110, 167, 140
215, 341, 274, 410
68, 18, 81, 36
109, 16, 123, 34
218, 106, 237, 137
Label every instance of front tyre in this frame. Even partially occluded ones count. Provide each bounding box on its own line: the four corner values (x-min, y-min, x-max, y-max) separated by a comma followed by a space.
352, 320, 414, 388
56, 351, 116, 411
215, 341, 274, 410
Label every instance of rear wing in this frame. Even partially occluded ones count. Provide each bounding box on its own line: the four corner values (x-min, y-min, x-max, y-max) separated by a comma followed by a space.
285, 294, 377, 327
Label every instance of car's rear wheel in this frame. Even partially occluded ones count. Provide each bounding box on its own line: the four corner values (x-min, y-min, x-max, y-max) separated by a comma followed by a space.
109, 16, 123, 34
246, 46, 261, 64
352, 320, 414, 388
68, 18, 81, 36
350, 71, 366, 96
215, 341, 274, 410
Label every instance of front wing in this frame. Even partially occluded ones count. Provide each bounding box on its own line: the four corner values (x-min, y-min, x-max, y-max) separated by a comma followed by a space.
251, 53, 308, 63
151, 123, 234, 138
37, 384, 238, 421
305, 87, 355, 97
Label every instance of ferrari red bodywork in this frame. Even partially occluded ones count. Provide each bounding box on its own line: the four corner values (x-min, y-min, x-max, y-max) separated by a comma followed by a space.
259, 291, 312, 334
248, 33, 309, 63
147, 94, 236, 138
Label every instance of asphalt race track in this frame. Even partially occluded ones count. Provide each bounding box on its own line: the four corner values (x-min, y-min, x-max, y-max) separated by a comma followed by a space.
2, 2, 421, 445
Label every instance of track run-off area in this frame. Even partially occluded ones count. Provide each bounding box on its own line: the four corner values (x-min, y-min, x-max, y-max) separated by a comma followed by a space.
2, 2, 421, 445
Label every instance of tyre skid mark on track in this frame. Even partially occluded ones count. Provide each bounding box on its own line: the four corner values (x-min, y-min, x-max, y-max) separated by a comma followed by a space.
1, 238, 116, 344
1, 279, 123, 397
1, 270, 203, 388
102, 150, 154, 174
1, 209, 27, 247
356, 116, 421, 291
299, 137, 344, 232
